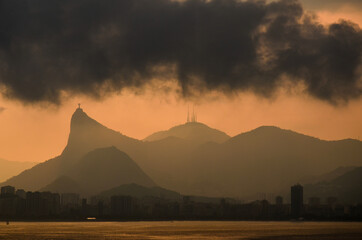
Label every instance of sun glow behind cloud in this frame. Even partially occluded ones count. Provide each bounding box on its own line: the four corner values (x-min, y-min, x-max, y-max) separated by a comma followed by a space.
315, 6, 362, 26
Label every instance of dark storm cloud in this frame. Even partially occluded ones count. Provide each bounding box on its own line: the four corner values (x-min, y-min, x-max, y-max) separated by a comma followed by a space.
0, 0, 361, 104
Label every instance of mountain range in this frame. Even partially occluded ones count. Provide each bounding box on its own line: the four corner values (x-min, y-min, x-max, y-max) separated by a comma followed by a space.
304, 167, 362, 204
1, 107, 362, 201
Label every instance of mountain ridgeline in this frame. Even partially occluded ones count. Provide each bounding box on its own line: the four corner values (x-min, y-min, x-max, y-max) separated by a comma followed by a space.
0, 159, 36, 182
304, 167, 362, 204
1, 107, 362, 201
41, 147, 155, 196
144, 122, 230, 144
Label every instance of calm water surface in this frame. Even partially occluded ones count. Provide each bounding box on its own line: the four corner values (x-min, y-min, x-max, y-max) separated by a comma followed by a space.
0, 221, 361, 240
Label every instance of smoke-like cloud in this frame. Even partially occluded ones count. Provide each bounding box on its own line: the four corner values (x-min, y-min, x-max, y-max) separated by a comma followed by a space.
0, 107, 4, 113
0, 0, 361, 104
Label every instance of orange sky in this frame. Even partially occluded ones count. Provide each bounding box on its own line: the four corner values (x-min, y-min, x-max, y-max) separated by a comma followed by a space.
314, 5, 362, 26
1, 84, 362, 163
0, 6, 362, 163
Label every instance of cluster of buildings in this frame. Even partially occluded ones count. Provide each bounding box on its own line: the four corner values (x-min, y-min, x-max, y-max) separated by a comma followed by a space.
0, 186, 80, 218
0, 184, 361, 221
290, 184, 362, 220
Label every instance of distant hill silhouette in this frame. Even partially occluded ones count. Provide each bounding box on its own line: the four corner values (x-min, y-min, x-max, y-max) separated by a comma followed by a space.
97, 183, 181, 200
2, 108, 362, 200
68, 147, 155, 195
144, 122, 230, 144
300, 166, 357, 184
40, 175, 82, 193
304, 167, 362, 204
39, 147, 155, 195
0, 159, 36, 182
169, 126, 362, 197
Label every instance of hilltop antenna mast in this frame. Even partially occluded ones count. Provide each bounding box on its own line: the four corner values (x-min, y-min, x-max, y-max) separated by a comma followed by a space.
191, 105, 197, 122
187, 104, 198, 123
192, 106, 194, 122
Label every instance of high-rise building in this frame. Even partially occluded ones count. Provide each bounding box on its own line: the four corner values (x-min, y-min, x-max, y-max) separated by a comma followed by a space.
275, 196, 283, 206
327, 197, 338, 207
1, 186, 15, 196
111, 196, 134, 216
291, 184, 303, 218
275, 195, 284, 217
61, 193, 80, 207
308, 197, 320, 207
16, 189, 26, 199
